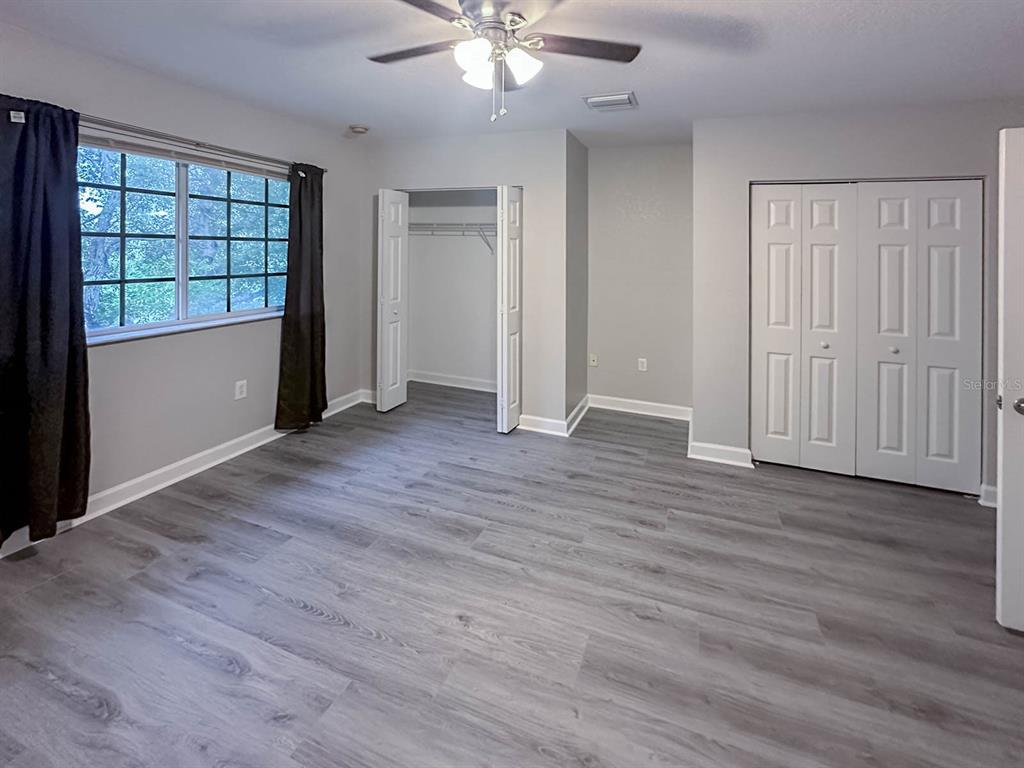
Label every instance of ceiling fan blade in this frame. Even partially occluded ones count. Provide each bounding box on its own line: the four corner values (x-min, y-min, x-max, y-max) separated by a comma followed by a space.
368, 40, 460, 63
529, 33, 641, 62
394, 0, 471, 26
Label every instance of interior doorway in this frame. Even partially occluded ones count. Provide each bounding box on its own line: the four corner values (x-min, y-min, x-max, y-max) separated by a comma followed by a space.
375, 186, 523, 433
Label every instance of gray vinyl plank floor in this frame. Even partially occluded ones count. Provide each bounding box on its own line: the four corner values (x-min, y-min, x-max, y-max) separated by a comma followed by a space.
1, 381, 1022, 767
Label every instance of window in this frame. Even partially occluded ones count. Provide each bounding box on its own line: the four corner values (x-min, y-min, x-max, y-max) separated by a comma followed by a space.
77, 146, 289, 338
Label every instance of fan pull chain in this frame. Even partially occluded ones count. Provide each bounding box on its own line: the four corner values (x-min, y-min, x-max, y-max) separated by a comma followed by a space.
499, 59, 508, 117
490, 59, 497, 122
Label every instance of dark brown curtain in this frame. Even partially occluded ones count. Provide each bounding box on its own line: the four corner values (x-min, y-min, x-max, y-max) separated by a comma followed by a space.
275, 163, 326, 430
0, 95, 91, 544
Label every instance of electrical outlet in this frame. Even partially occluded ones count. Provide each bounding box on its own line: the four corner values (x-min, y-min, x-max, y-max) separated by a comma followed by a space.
589, 353, 598, 367
637, 358, 648, 372
234, 379, 247, 400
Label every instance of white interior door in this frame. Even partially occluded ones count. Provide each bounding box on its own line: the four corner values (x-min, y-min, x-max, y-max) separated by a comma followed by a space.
915, 180, 982, 492
751, 184, 802, 465
496, 185, 523, 433
857, 182, 919, 484
377, 189, 409, 412
800, 184, 858, 474
998, 128, 1024, 630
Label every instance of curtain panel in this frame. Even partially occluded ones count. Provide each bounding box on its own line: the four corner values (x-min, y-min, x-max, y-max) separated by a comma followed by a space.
275, 163, 327, 430
0, 94, 91, 544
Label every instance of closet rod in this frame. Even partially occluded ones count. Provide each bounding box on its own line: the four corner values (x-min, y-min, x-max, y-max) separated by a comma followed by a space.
78, 114, 320, 173
409, 222, 496, 254
408, 224, 497, 234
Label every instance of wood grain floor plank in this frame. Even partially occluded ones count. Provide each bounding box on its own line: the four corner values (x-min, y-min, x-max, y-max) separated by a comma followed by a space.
1, 382, 1021, 767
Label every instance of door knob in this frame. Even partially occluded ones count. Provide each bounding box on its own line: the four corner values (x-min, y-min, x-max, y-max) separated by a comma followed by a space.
392, 310, 399, 316
1014, 397, 1024, 416
819, 341, 830, 349
889, 346, 900, 354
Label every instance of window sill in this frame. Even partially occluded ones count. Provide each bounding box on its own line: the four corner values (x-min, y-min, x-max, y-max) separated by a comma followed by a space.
86, 310, 284, 347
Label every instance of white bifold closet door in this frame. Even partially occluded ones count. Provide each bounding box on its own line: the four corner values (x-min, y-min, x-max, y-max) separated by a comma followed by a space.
800, 184, 858, 473
752, 179, 981, 493
377, 189, 409, 412
857, 182, 919, 482
751, 183, 858, 473
751, 185, 802, 465
496, 185, 523, 433
858, 180, 982, 492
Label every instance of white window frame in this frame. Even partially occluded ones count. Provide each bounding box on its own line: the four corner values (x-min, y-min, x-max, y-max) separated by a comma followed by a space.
78, 125, 292, 346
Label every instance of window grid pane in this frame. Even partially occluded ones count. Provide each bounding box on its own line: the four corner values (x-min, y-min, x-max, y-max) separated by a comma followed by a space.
80, 148, 289, 331
187, 167, 288, 317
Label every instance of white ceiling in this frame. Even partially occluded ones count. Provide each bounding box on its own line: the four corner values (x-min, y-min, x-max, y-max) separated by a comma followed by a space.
3, 0, 1024, 146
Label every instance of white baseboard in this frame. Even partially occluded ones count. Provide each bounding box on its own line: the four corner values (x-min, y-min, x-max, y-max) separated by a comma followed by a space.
519, 393, 690, 438
0, 388, 374, 560
324, 388, 375, 417
979, 483, 997, 508
565, 396, 590, 436
687, 440, 755, 469
587, 394, 692, 421
518, 414, 569, 437
408, 370, 496, 393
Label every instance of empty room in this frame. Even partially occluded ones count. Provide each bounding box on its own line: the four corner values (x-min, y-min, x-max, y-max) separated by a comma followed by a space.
2, 1, 1024, 766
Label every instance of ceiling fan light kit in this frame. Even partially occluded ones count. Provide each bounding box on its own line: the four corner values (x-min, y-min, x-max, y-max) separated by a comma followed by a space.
462, 64, 494, 90
505, 47, 543, 85
454, 37, 491, 71
370, 0, 642, 122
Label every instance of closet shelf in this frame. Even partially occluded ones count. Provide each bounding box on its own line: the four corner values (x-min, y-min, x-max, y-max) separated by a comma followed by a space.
409, 222, 497, 254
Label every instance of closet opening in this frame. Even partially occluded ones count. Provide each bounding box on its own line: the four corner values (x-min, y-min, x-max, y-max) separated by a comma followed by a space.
375, 186, 523, 433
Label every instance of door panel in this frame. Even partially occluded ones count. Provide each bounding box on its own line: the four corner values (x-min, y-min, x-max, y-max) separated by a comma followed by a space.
878, 245, 909, 335
496, 185, 523, 433
751, 185, 802, 465
914, 180, 982, 492
877, 361, 908, 453
376, 189, 409, 412
765, 353, 794, 439
800, 184, 857, 473
808, 356, 836, 444
857, 182, 918, 483
925, 366, 957, 460
809, 244, 837, 331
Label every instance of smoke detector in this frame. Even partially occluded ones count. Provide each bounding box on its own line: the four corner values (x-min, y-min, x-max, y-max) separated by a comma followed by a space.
347, 124, 370, 137
582, 92, 638, 111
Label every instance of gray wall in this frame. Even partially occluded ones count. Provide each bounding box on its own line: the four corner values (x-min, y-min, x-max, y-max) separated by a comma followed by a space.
565, 132, 589, 417
361, 131, 570, 422
692, 99, 1024, 483
588, 144, 693, 407
407, 193, 497, 390
1, 22, 367, 497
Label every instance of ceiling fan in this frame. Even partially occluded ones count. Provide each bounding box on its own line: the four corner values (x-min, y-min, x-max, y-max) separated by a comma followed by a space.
368, 0, 642, 121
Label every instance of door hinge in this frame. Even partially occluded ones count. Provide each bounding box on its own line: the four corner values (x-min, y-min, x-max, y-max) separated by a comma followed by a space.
997, 394, 1003, 409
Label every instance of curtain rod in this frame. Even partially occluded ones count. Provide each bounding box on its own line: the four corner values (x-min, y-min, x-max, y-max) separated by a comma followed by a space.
79, 114, 324, 173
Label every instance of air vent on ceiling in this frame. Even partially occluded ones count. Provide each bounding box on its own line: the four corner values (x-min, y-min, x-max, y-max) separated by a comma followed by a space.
583, 91, 638, 111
